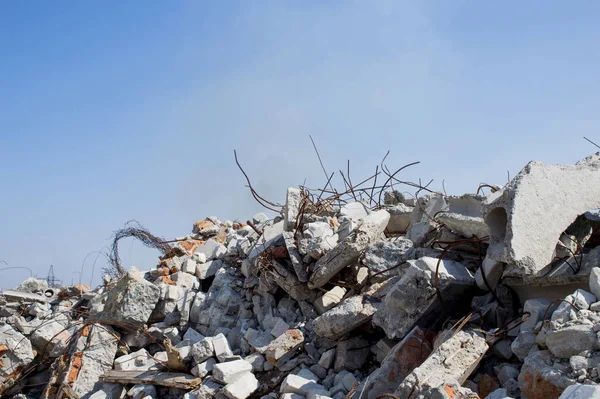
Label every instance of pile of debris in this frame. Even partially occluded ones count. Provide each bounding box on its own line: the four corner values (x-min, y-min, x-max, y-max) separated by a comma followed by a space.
3, 153, 600, 399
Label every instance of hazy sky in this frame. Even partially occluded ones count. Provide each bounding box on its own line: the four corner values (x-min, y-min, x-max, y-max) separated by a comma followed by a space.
1, 1, 600, 289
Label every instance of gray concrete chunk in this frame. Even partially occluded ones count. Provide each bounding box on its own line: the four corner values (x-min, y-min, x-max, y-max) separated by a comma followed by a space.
308, 210, 390, 289
485, 154, 600, 276
99, 271, 160, 327
313, 295, 377, 340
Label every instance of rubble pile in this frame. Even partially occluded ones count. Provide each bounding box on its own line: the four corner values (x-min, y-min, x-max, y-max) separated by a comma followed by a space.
3, 154, 600, 399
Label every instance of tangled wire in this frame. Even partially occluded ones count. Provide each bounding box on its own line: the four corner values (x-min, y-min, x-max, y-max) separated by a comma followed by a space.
105, 220, 173, 278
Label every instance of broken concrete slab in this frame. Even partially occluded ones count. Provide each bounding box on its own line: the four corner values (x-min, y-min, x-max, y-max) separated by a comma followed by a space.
195, 260, 223, 280
314, 286, 346, 315
263, 260, 319, 302
313, 295, 377, 340
406, 193, 448, 246
114, 348, 160, 371
363, 326, 433, 399
384, 203, 413, 234
30, 319, 70, 358
546, 324, 597, 358
100, 370, 202, 389
196, 238, 227, 260
0, 323, 34, 385
43, 324, 121, 399
437, 194, 489, 239
283, 231, 309, 282
222, 371, 259, 399
474, 257, 504, 291
284, 187, 302, 231
373, 257, 474, 339
99, 271, 161, 327
265, 329, 304, 368
395, 330, 488, 397
211, 333, 234, 362
309, 210, 390, 289
559, 384, 600, 399
361, 238, 415, 280
518, 350, 576, 399
2, 289, 50, 303
485, 154, 600, 277
212, 359, 253, 384
280, 374, 327, 396
521, 298, 558, 333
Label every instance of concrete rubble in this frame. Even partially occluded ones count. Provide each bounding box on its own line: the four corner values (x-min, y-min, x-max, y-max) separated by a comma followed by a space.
3, 153, 600, 398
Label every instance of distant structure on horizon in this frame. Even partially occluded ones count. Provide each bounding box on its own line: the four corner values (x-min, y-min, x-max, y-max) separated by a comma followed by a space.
46, 265, 62, 288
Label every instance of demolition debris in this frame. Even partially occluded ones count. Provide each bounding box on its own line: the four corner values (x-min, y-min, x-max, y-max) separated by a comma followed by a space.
3, 153, 600, 399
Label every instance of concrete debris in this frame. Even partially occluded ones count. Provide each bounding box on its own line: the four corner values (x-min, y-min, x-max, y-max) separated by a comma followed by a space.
485, 154, 600, 277
99, 270, 161, 327
396, 329, 488, 397
5, 153, 600, 398
308, 210, 390, 289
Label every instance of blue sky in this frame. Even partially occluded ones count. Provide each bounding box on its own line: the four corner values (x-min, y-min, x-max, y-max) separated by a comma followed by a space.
1, 1, 600, 289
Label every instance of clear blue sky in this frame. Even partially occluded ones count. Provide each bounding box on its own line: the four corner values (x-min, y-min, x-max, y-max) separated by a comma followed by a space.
1, 1, 600, 289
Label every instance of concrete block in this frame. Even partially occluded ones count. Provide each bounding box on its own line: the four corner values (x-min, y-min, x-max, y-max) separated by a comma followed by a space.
99, 271, 161, 327
244, 353, 265, 372
197, 239, 227, 260
244, 328, 273, 353
265, 329, 304, 368
212, 359, 253, 384
318, 349, 336, 369
588, 267, 600, 301
222, 371, 259, 399
313, 295, 377, 340
552, 290, 596, 323
521, 298, 557, 333
284, 188, 302, 231
384, 203, 413, 234
212, 333, 234, 362
485, 154, 600, 276
395, 330, 488, 397
192, 337, 215, 364
70, 324, 120, 398
127, 384, 157, 399
340, 201, 371, 220
361, 238, 415, 281
86, 383, 126, 399
195, 260, 223, 280
308, 210, 390, 289
114, 348, 159, 371
297, 368, 320, 382
373, 257, 474, 339
183, 258, 197, 274
271, 318, 290, 338
475, 257, 504, 291
559, 384, 600, 399
363, 326, 433, 399
518, 350, 576, 399
485, 388, 511, 399
283, 231, 309, 282
546, 325, 597, 358
314, 286, 346, 315
406, 194, 448, 246
192, 357, 216, 378
185, 377, 224, 399
280, 374, 327, 395
511, 331, 538, 362
30, 319, 70, 357
0, 324, 34, 383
